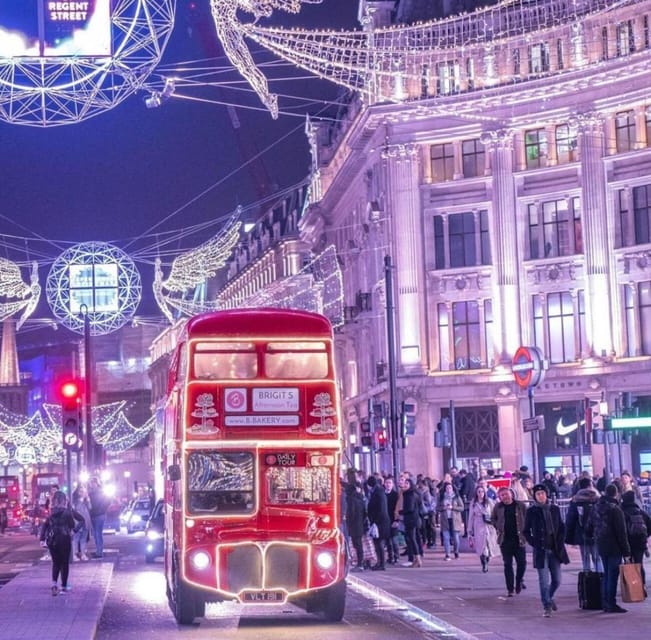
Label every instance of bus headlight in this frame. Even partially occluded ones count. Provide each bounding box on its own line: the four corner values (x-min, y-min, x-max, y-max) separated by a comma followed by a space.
316, 551, 334, 570
191, 551, 211, 570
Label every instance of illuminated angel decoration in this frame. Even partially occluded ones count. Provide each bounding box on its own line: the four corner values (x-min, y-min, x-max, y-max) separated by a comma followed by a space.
0, 260, 41, 329
153, 213, 242, 323
210, 0, 322, 118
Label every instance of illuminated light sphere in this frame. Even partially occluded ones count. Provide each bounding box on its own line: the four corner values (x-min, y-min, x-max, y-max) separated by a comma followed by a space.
46, 242, 142, 336
0, 0, 176, 127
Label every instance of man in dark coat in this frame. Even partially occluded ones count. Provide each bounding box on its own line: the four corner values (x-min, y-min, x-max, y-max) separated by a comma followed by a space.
345, 481, 367, 572
384, 476, 400, 564
565, 476, 601, 571
523, 483, 570, 617
492, 486, 528, 596
366, 476, 391, 570
586, 483, 631, 613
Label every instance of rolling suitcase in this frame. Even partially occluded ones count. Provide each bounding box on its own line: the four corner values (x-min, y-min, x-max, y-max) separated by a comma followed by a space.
578, 570, 603, 610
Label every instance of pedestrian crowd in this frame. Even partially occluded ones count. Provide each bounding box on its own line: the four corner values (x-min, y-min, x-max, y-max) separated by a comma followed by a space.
342, 465, 651, 618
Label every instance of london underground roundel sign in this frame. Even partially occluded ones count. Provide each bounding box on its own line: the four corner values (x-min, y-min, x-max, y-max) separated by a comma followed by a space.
512, 346, 545, 389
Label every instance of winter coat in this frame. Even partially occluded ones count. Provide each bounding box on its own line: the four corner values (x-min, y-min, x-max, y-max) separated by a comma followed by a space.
72, 496, 92, 535
621, 501, 651, 554
366, 484, 391, 539
468, 498, 500, 558
437, 493, 464, 533
345, 486, 367, 539
88, 486, 110, 518
523, 501, 570, 568
385, 488, 399, 524
40, 506, 83, 548
564, 487, 600, 546
491, 500, 528, 547
400, 487, 422, 529
585, 496, 631, 558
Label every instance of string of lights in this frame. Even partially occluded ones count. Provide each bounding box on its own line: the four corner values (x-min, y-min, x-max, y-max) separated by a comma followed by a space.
0, 402, 155, 466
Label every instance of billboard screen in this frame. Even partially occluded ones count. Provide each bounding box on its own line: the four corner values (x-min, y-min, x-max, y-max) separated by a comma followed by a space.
0, 0, 112, 58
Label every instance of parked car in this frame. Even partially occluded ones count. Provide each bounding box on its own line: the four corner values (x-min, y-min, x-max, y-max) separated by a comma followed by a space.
121, 498, 152, 534
144, 499, 164, 563
104, 500, 122, 533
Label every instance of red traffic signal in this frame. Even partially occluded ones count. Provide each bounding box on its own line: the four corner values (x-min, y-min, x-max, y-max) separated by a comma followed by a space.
60, 381, 80, 399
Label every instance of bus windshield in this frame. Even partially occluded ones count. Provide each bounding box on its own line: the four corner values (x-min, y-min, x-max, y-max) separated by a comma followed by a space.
187, 451, 254, 515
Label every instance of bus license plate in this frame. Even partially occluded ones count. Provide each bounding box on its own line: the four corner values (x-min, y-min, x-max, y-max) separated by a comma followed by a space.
242, 590, 285, 603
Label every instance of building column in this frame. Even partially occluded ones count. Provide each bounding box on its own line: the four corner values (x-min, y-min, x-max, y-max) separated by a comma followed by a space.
574, 112, 614, 358
383, 140, 427, 371
481, 129, 521, 363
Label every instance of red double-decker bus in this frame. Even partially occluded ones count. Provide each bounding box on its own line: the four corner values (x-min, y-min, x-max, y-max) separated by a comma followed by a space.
32, 472, 63, 507
162, 309, 347, 624
0, 476, 22, 527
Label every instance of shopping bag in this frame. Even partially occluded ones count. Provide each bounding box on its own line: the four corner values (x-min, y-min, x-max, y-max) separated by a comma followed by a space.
362, 534, 377, 566
620, 561, 646, 603
368, 523, 379, 539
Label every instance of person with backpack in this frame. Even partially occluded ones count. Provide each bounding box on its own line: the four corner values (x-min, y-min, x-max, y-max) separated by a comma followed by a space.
39, 491, 83, 596
621, 489, 651, 584
585, 483, 631, 613
565, 476, 602, 572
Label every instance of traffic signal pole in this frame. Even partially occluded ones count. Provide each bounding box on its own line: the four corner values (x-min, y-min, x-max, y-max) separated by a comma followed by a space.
384, 255, 400, 479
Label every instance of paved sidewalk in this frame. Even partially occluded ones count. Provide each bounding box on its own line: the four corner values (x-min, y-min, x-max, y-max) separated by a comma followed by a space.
349, 540, 651, 640
0, 556, 113, 640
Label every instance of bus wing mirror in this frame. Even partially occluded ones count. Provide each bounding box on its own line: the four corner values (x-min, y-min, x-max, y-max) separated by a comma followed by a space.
167, 464, 181, 481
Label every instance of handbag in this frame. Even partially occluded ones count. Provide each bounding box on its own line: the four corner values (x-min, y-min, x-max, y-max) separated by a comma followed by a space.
620, 561, 646, 603
362, 534, 377, 566
368, 522, 379, 539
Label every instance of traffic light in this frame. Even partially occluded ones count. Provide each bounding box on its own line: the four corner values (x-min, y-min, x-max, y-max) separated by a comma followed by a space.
401, 401, 416, 438
376, 430, 387, 451
434, 417, 451, 448
60, 380, 82, 451
360, 421, 373, 447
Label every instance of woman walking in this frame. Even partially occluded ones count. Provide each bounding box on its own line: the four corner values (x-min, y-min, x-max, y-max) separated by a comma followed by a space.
437, 482, 464, 561
468, 484, 500, 572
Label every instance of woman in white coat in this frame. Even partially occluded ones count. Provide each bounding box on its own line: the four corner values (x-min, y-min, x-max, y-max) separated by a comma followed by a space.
468, 483, 501, 572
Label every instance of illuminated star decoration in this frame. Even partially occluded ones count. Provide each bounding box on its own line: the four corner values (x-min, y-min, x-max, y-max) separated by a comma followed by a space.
0, 259, 41, 329
153, 212, 242, 324
233, 244, 344, 328
209, 0, 322, 118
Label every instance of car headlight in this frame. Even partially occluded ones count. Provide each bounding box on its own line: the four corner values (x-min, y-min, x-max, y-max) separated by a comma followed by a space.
131, 514, 142, 523
316, 551, 335, 570
191, 551, 211, 570
146, 530, 163, 541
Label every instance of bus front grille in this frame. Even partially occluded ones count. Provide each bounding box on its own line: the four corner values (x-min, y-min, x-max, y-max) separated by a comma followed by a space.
223, 543, 304, 594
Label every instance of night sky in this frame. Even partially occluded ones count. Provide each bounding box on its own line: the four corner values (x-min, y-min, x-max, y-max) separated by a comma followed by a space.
0, 0, 359, 316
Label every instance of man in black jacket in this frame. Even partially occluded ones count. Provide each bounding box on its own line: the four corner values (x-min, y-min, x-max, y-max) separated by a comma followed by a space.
586, 483, 631, 613
523, 484, 570, 617
491, 486, 528, 597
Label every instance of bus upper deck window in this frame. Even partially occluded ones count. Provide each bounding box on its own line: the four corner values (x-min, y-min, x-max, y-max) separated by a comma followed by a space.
193, 342, 257, 380
265, 342, 328, 379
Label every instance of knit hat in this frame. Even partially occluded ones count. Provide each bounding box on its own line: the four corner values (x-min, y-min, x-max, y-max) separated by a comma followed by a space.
532, 484, 548, 496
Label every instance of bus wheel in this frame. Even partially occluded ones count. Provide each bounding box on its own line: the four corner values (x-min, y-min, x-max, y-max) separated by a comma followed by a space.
173, 561, 197, 625
321, 580, 346, 622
